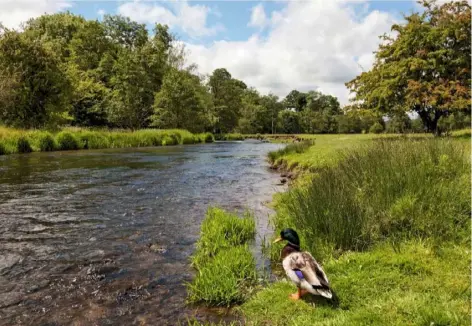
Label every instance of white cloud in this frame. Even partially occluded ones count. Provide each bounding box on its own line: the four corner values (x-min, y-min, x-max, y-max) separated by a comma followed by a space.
248, 4, 267, 28
186, 0, 397, 105
0, 0, 71, 29
97, 9, 106, 18
117, 0, 223, 38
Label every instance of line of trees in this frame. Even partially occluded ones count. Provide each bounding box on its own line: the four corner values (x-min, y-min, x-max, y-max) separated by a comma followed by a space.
0, 0, 470, 135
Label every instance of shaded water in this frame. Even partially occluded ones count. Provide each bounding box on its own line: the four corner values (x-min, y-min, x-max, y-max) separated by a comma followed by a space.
0, 141, 285, 325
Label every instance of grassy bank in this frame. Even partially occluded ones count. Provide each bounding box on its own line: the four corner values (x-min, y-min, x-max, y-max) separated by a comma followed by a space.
187, 207, 258, 307
238, 134, 471, 325
0, 127, 214, 155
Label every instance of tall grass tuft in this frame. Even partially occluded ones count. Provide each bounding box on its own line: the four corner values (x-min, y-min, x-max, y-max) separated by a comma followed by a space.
192, 207, 255, 268
187, 207, 257, 306
273, 139, 471, 261
0, 127, 214, 154
38, 133, 56, 151
56, 131, 80, 150
17, 136, 32, 153
187, 246, 257, 306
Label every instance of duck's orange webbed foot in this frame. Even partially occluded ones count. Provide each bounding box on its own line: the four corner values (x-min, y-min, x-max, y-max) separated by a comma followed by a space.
289, 288, 308, 300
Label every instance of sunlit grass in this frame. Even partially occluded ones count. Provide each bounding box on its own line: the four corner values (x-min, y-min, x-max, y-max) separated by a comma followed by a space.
242, 241, 470, 326
0, 126, 214, 154
187, 207, 257, 307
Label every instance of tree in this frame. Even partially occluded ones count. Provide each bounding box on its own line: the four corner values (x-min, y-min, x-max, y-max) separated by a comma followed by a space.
107, 49, 154, 129
152, 68, 212, 133
300, 91, 341, 133
209, 68, 245, 133
283, 90, 307, 111
278, 110, 302, 134
0, 28, 71, 128
346, 0, 471, 135
385, 113, 412, 133
102, 15, 148, 49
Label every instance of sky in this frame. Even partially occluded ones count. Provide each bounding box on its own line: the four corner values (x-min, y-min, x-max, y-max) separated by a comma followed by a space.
0, 0, 431, 105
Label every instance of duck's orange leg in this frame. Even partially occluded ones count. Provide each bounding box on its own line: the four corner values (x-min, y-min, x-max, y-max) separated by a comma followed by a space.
289, 288, 309, 300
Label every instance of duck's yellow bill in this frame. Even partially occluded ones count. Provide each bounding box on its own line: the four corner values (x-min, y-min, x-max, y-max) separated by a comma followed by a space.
273, 237, 283, 243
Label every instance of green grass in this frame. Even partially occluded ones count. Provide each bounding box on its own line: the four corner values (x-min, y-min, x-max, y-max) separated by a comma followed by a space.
187, 207, 257, 307
241, 241, 470, 326
268, 140, 315, 165
239, 132, 470, 326
0, 127, 214, 154
271, 138, 470, 262
192, 207, 256, 268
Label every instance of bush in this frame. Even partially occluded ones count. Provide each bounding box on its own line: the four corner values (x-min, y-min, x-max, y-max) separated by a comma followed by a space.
38, 133, 56, 151
56, 132, 79, 150
272, 139, 470, 261
17, 137, 32, 153
0, 142, 5, 155
369, 122, 384, 134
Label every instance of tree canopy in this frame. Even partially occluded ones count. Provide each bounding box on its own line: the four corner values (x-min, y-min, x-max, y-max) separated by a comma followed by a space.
0, 4, 469, 135
346, 0, 471, 135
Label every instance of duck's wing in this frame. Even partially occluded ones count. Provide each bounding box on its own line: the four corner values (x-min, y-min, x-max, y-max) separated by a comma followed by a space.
288, 251, 330, 290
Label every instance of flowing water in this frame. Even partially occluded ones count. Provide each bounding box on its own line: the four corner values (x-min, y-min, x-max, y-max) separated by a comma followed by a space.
0, 141, 285, 326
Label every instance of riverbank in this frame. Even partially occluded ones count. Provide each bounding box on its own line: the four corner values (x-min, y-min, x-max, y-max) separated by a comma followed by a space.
0, 127, 214, 155
189, 132, 471, 325
243, 134, 471, 325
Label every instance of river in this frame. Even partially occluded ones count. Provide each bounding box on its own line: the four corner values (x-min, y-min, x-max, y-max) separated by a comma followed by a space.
0, 141, 285, 325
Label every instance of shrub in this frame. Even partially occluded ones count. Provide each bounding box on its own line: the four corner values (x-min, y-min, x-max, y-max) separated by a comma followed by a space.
369, 122, 384, 134
17, 137, 32, 153
38, 133, 56, 151
56, 132, 79, 150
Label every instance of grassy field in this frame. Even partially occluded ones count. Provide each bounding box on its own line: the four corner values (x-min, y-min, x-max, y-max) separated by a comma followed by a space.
0, 127, 214, 155
188, 130, 471, 326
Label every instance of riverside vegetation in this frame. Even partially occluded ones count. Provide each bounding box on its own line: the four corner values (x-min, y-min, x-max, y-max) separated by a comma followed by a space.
0, 127, 214, 154
187, 131, 471, 326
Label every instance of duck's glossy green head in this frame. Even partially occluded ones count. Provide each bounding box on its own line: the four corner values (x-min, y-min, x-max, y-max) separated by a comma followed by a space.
273, 228, 300, 246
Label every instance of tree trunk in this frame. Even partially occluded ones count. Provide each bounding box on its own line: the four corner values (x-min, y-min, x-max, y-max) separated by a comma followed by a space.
416, 106, 444, 136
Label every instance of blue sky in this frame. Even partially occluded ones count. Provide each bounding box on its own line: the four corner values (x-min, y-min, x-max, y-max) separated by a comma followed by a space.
67, 1, 417, 44
1, 0, 422, 105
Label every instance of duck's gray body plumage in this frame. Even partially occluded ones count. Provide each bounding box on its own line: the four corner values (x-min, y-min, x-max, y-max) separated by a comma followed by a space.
282, 251, 332, 299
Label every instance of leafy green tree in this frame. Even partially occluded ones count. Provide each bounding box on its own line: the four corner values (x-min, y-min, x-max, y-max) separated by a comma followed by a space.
152, 68, 212, 133
385, 113, 412, 133
209, 68, 245, 133
0, 28, 71, 128
102, 15, 148, 49
278, 110, 302, 134
346, 0, 471, 135
107, 49, 154, 129
300, 91, 341, 133
283, 90, 307, 112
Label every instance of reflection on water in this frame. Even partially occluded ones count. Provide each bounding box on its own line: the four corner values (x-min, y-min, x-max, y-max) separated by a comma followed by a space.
0, 141, 284, 325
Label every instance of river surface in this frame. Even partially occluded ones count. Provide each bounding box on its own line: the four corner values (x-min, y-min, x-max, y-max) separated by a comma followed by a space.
0, 141, 285, 326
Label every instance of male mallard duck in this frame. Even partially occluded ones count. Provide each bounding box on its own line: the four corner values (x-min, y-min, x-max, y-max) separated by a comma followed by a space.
274, 228, 332, 301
